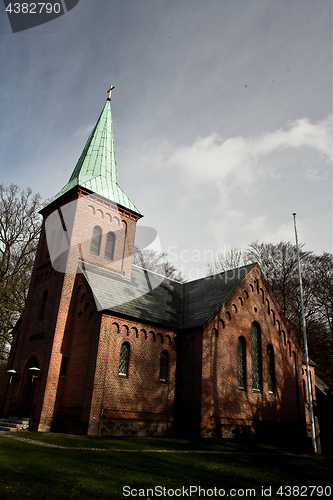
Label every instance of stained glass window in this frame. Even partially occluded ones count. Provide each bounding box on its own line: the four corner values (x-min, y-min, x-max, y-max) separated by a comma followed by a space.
267, 344, 275, 393
90, 226, 102, 255
105, 231, 115, 261
238, 337, 246, 390
119, 343, 130, 376
159, 351, 168, 382
251, 322, 262, 391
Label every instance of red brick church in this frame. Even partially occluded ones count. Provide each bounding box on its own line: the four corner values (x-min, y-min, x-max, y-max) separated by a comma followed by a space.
0, 93, 311, 438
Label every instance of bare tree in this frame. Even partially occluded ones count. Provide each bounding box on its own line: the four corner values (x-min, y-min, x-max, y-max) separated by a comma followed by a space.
133, 246, 186, 282
207, 247, 250, 274
309, 252, 333, 343
0, 184, 43, 361
306, 252, 333, 385
244, 241, 311, 319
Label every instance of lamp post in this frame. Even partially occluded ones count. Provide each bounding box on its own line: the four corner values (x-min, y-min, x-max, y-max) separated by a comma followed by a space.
6, 369, 17, 384
28, 366, 41, 382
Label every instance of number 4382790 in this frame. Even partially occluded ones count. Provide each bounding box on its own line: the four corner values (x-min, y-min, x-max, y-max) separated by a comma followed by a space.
276, 485, 331, 497
5, 3, 61, 14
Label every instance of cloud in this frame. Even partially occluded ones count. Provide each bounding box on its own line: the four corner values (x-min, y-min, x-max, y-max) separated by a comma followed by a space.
208, 211, 296, 252
136, 114, 332, 262
163, 115, 332, 192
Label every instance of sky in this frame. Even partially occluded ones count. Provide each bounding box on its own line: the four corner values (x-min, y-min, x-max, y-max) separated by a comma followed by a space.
0, 0, 332, 280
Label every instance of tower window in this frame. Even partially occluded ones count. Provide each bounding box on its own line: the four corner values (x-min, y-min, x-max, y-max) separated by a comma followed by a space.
267, 344, 275, 394
90, 226, 102, 255
119, 343, 130, 377
39, 290, 48, 320
237, 336, 247, 390
105, 231, 116, 261
251, 322, 262, 391
159, 350, 169, 382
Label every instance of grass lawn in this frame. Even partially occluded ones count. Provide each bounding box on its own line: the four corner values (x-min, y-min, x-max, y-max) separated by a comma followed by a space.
0, 433, 332, 500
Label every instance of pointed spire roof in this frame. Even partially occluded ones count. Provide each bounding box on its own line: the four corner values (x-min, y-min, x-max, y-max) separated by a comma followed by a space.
50, 97, 141, 215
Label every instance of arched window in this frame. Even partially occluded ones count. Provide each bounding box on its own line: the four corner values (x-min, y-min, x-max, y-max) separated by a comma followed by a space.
237, 337, 247, 390
251, 322, 262, 391
29, 358, 39, 370
119, 342, 130, 377
267, 345, 275, 394
60, 356, 68, 378
105, 231, 116, 260
159, 350, 169, 382
90, 226, 102, 255
39, 290, 48, 320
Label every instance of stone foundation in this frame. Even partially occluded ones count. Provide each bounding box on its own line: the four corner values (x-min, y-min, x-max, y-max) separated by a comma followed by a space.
89, 419, 173, 437
202, 418, 306, 443
201, 418, 255, 439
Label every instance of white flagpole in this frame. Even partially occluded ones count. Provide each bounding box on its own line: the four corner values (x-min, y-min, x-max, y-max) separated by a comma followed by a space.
292, 213, 317, 453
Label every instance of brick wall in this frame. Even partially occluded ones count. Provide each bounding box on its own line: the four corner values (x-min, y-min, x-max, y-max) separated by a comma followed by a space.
88, 314, 177, 436
0, 187, 142, 431
43, 279, 178, 436
202, 267, 305, 438
177, 266, 306, 438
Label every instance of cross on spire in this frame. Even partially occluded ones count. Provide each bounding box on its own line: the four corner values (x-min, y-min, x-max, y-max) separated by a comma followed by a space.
106, 85, 115, 101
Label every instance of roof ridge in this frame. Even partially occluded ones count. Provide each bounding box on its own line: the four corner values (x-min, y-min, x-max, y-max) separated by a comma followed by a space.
187, 262, 257, 285
132, 264, 184, 284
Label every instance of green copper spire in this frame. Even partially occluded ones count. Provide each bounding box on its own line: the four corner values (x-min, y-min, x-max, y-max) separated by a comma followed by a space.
50, 91, 141, 214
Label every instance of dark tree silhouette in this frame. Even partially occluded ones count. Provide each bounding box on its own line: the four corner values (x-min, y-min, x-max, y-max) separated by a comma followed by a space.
0, 184, 44, 361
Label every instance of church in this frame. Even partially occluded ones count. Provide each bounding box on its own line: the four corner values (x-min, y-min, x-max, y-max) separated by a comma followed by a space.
0, 91, 312, 438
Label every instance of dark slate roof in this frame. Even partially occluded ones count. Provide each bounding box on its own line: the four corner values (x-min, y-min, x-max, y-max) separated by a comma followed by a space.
82, 265, 183, 329
302, 356, 317, 367
82, 262, 256, 329
315, 375, 330, 396
182, 263, 256, 329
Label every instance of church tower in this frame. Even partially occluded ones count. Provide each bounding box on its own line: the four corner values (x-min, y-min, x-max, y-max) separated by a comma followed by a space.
1, 89, 142, 431
45, 85, 142, 280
